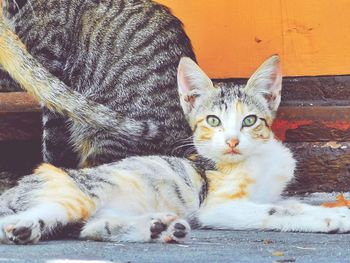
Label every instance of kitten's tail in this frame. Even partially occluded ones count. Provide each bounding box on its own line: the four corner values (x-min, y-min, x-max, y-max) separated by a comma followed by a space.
0, 10, 157, 138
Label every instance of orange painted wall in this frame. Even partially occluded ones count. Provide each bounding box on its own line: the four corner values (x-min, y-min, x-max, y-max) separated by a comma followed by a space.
158, 0, 350, 78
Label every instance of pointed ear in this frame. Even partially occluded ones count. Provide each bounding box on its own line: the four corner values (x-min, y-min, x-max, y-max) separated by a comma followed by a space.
246, 55, 282, 114
177, 57, 214, 115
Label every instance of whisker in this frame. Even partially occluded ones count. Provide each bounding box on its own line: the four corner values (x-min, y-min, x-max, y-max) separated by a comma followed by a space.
171, 143, 196, 154
176, 137, 195, 144
28, 0, 37, 18
7, 0, 20, 12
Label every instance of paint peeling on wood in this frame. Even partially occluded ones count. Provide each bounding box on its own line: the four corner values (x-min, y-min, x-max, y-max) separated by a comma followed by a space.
272, 120, 313, 141
322, 121, 350, 132
274, 106, 350, 142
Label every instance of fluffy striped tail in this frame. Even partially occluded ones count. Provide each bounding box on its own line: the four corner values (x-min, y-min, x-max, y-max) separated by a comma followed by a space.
0, 6, 157, 138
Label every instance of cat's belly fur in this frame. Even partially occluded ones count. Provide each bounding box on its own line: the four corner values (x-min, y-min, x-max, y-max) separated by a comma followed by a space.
75, 156, 204, 221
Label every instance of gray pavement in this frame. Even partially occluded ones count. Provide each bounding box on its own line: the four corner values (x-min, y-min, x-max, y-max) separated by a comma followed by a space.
0, 230, 349, 263
0, 193, 349, 263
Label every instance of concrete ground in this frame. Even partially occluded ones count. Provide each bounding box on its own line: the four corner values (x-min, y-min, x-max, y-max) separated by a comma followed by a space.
0, 193, 349, 263
0, 230, 349, 263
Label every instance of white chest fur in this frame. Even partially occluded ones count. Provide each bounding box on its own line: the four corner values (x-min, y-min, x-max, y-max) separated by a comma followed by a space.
206, 139, 296, 205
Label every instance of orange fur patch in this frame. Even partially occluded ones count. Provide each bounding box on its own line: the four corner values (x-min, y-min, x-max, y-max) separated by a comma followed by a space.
75, 197, 93, 220
207, 171, 225, 192
187, 154, 198, 161
0, 24, 44, 95
57, 198, 93, 221
193, 117, 216, 141
34, 163, 67, 176
58, 201, 76, 220
191, 117, 206, 132
234, 101, 245, 114
78, 140, 94, 168
251, 123, 271, 140
198, 125, 214, 141
34, 163, 96, 221
216, 162, 239, 173
207, 169, 255, 201
222, 177, 255, 200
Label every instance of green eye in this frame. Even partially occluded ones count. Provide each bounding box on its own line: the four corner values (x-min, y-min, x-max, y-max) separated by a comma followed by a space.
206, 115, 221, 127
242, 115, 257, 127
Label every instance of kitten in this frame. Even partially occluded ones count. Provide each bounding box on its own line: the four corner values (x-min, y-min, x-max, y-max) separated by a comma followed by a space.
0, 56, 349, 245
1, 0, 195, 168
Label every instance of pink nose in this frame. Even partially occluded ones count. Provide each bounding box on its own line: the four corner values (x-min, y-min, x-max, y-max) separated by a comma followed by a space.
226, 138, 239, 148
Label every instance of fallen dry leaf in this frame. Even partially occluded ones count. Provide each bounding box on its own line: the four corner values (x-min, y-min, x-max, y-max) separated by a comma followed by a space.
321, 193, 350, 208
271, 251, 284, 257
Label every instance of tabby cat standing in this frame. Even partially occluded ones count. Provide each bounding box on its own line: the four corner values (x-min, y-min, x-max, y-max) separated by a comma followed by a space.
2, 0, 195, 167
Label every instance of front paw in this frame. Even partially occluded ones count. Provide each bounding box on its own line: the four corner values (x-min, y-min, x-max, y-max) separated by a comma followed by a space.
1, 217, 42, 245
268, 204, 350, 233
323, 207, 350, 233
150, 213, 190, 243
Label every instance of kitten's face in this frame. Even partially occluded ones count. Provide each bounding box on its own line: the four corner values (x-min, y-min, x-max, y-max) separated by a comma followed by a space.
190, 84, 273, 163
177, 56, 282, 164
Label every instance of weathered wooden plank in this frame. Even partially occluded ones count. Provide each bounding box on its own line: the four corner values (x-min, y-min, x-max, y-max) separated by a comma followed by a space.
0, 92, 42, 141
0, 92, 40, 113
3, 75, 350, 104
4, 74, 350, 110
1, 93, 350, 142
216, 76, 350, 106
286, 142, 350, 194
282, 76, 350, 106
0, 112, 42, 141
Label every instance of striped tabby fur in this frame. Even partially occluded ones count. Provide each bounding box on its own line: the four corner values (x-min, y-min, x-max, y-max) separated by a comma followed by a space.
1, 56, 350, 244
1, 0, 195, 167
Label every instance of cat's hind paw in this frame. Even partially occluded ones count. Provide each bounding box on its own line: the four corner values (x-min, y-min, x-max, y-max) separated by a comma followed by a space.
1, 218, 42, 245
150, 213, 190, 243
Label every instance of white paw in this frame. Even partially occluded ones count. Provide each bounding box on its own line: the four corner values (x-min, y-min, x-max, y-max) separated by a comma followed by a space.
150, 213, 190, 243
322, 207, 350, 233
80, 219, 105, 241
268, 204, 350, 233
0, 217, 42, 244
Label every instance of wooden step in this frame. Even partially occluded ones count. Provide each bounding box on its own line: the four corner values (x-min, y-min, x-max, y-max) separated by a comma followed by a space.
0, 91, 349, 194
1, 92, 349, 142
286, 142, 350, 194
0, 92, 41, 141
